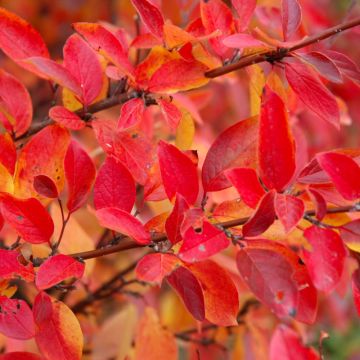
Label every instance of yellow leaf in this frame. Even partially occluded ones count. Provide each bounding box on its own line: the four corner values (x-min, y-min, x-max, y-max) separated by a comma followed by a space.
175, 109, 195, 150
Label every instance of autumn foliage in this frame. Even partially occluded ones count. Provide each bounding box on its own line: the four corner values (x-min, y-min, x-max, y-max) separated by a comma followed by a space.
0, 0, 359, 359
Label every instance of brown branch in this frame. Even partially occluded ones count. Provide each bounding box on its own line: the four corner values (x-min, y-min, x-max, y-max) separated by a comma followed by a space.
205, 16, 360, 79
69, 205, 358, 261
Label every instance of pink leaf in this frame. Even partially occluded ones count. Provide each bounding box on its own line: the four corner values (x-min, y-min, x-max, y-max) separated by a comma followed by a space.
0, 249, 34, 282
94, 157, 136, 212
117, 98, 144, 130
0, 194, 54, 244
231, 0, 256, 31
35, 254, 85, 290
158, 140, 198, 205
158, 99, 182, 130
33, 175, 59, 199
136, 253, 180, 285
237, 240, 318, 323
65, 141, 96, 213
223, 33, 265, 48
48, 106, 85, 130
242, 191, 276, 237
317, 152, 360, 201
63, 34, 103, 105
0, 296, 35, 340
285, 60, 340, 128
352, 268, 360, 316
303, 226, 346, 293
275, 193, 304, 233
96, 207, 150, 244
131, 0, 164, 39
225, 168, 266, 208
270, 325, 320, 360
178, 221, 229, 262
282, 0, 302, 41
166, 266, 205, 321
259, 86, 295, 191
202, 116, 258, 192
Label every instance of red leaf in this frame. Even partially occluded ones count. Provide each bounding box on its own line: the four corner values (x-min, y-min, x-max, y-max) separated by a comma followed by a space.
0, 296, 35, 340
33, 175, 59, 199
299, 52, 342, 84
165, 194, 190, 244
63, 34, 103, 106
25, 57, 82, 97
231, 0, 256, 31
178, 220, 229, 262
167, 266, 205, 321
236, 240, 318, 323
303, 226, 346, 293
136, 253, 180, 285
36, 254, 85, 290
281, 0, 302, 41
259, 86, 295, 191
0, 194, 54, 244
158, 140, 198, 205
148, 59, 209, 93
202, 116, 258, 192
0, 249, 34, 281
0, 133, 17, 175
307, 188, 327, 221
14, 124, 70, 199
49, 106, 85, 130
94, 157, 136, 212
321, 49, 360, 85
225, 168, 265, 208
33, 292, 83, 360
117, 98, 144, 130
73, 23, 134, 78
316, 152, 360, 201
352, 268, 360, 316
158, 99, 182, 130
200, 0, 234, 57
242, 191, 276, 237
0, 69, 32, 136
0, 8, 49, 74
340, 219, 360, 246
188, 260, 239, 326
131, 0, 164, 39
0, 353, 45, 360
270, 325, 320, 360
274, 193, 304, 233
285, 60, 340, 128
65, 141, 96, 213
96, 207, 150, 244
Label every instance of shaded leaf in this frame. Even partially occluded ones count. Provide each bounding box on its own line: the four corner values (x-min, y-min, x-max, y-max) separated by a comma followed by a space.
236, 240, 317, 323
282, 0, 302, 41
167, 266, 205, 321
307, 188, 327, 221
0, 133, 16, 175
0, 249, 34, 281
33, 175, 59, 199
